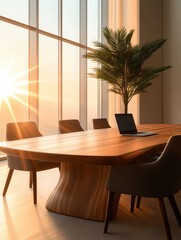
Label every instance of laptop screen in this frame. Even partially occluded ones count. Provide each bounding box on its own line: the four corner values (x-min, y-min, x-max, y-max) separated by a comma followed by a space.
115, 113, 137, 134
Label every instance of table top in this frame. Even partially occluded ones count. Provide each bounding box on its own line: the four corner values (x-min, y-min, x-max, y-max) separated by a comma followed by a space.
0, 124, 181, 165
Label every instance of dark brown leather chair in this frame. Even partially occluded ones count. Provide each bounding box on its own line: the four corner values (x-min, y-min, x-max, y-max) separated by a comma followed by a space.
59, 119, 84, 133
92, 118, 111, 129
3, 122, 60, 204
104, 135, 181, 240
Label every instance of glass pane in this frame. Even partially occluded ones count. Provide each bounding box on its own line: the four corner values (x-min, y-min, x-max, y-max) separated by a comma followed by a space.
87, 0, 101, 47
62, 0, 80, 42
39, 0, 59, 35
39, 35, 59, 135
0, 22, 29, 141
62, 43, 80, 119
87, 60, 99, 129
87, 0, 101, 128
0, 0, 28, 24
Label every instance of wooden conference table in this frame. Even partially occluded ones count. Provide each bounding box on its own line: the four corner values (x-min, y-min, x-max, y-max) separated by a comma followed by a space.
0, 124, 181, 221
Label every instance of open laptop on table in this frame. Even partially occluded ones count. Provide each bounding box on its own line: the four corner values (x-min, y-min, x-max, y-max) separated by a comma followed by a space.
115, 113, 157, 137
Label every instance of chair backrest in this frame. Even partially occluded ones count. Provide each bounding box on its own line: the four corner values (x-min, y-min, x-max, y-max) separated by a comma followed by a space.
147, 135, 181, 195
108, 135, 181, 197
157, 135, 181, 175
6, 121, 42, 141
93, 118, 111, 129
6, 122, 42, 171
148, 135, 181, 195
59, 119, 84, 133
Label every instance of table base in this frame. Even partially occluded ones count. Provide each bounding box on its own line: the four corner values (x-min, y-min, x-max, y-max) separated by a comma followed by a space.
46, 163, 110, 221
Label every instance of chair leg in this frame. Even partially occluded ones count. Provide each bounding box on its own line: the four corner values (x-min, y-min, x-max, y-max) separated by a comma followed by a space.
110, 193, 121, 219
168, 195, 181, 226
158, 198, 172, 240
3, 169, 14, 196
136, 196, 141, 209
29, 172, 32, 188
130, 195, 136, 212
104, 191, 115, 233
32, 171, 37, 204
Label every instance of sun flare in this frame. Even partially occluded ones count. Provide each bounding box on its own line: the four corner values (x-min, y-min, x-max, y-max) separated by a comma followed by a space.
0, 64, 38, 102
0, 64, 52, 125
0, 69, 16, 101
0, 65, 39, 115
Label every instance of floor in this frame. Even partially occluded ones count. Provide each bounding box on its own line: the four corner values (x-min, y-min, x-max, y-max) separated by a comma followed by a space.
0, 160, 181, 240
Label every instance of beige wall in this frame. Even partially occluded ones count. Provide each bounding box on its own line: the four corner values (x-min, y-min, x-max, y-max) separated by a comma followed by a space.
139, 0, 164, 123
139, 0, 181, 124
163, 0, 181, 123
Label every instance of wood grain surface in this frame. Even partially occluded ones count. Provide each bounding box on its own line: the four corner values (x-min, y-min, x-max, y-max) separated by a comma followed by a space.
0, 124, 181, 221
0, 124, 180, 165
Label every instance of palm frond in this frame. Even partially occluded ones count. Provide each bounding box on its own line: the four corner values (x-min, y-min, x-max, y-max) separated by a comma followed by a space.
84, 26, 171, 113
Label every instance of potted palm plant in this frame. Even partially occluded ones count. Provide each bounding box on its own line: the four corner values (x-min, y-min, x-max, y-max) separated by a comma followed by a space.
84, 27, 171, 114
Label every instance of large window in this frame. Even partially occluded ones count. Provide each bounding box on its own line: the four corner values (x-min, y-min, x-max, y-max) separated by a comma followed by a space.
0, 0, 108, 140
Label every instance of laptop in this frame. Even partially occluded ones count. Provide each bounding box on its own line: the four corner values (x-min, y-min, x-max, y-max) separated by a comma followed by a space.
115, 113, 157, 137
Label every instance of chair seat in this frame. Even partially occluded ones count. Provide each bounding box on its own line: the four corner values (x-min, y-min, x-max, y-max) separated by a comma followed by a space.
32, 159, 60, 171
108, 163, 180, 198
